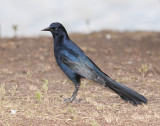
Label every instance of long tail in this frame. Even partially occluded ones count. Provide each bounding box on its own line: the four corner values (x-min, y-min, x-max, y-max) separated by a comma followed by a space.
101, 75, 147, 106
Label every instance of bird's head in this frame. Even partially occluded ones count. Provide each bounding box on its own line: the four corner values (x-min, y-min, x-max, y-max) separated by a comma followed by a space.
41, 22, 68, 38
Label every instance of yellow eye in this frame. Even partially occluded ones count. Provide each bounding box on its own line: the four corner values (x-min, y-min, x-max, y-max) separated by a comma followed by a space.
54, 28, 58, 31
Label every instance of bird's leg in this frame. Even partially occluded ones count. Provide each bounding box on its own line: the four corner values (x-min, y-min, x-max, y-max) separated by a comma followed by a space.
64, 84, 80, 103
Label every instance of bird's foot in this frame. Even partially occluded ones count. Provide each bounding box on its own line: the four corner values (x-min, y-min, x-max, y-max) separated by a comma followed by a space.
64, 98, 73, 103
64, 98, 82, 103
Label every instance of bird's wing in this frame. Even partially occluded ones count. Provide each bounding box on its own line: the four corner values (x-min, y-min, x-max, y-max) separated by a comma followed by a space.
59, 48, 105, 83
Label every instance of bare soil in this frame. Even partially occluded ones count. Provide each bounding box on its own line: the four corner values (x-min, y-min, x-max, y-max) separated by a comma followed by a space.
0, 31, 160, 126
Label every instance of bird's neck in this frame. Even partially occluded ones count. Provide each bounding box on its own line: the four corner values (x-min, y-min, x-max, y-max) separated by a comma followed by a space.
53, 32, 70, 46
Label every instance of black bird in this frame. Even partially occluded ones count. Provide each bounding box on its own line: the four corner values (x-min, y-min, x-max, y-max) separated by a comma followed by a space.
42, 22, 147, 106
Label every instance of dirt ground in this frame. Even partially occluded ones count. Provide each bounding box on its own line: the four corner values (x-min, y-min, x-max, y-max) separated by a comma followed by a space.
0, 31, 160, 126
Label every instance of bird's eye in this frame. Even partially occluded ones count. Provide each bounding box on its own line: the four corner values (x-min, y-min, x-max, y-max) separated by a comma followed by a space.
54, 28, 58, 31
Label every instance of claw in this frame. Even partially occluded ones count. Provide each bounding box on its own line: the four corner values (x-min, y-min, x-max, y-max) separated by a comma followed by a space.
64, 98, 82, 103
64, 98, 74, 103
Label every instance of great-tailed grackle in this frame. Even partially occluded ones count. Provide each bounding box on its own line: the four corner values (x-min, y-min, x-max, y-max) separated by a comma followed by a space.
42, 22, 147, 106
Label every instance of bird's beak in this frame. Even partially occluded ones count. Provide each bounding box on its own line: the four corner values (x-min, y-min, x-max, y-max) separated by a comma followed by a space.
41, 27, 51, 31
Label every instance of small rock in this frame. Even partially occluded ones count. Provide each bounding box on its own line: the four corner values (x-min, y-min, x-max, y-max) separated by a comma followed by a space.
128, 61, 132, 64
106, 34, 111, 39
10, 110, 16, 115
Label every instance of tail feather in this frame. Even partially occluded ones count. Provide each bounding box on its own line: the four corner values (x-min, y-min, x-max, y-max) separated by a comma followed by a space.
103, 76, 147, 106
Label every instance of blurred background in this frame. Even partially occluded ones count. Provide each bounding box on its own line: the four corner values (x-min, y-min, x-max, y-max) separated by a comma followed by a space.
0, 0, 160, 38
